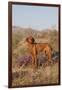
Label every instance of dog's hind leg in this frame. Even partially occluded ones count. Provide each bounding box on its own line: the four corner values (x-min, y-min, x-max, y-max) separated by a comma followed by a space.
44, 46, 52, 64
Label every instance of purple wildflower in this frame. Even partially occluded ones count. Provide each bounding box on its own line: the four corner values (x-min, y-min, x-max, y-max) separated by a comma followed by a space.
17, 55, 32, 66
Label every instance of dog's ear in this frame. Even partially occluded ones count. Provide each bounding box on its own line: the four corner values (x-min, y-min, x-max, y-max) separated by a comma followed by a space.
26, 37, 29, 42
26, 36, 35, 44
31, 37, 35, 44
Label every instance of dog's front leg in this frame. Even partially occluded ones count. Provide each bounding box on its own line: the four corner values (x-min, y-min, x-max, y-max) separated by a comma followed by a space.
31, 54, 35, 68
34, 54, 37, 68
34, 45, 37, 68
32, 54, 37, 69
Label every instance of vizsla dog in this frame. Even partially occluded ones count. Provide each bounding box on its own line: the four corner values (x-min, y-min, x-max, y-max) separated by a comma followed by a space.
26, 36, 52, 68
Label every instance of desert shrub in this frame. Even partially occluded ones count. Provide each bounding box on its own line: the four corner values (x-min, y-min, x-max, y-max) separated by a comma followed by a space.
19, 48, 28, 55
37, 52, 48, 66
12, 71, 19, 80
52, 51, 59, 63
12, 31, 24, 49
49, 30, 58, 51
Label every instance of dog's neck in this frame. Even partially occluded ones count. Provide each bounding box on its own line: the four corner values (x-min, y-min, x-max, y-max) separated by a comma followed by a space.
27, 42, 34, 48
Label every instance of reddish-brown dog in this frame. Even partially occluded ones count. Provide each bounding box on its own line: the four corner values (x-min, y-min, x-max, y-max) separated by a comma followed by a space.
26, 36, 52, 68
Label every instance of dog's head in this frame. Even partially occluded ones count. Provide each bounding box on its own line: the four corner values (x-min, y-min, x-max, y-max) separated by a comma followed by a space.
26, 36, 35, 44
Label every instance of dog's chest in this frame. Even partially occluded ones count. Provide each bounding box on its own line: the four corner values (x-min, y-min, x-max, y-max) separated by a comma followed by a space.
28, 44, 36, 55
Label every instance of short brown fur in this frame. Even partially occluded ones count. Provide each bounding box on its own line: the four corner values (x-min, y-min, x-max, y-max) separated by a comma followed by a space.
26, 36, 52, 68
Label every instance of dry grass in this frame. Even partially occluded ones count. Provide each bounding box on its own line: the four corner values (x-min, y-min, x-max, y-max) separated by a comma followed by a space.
12, 62, 59, 87
12, 26, 59, 87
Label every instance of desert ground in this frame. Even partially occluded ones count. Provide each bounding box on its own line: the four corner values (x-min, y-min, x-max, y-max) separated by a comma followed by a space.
12, 26, 59, 87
